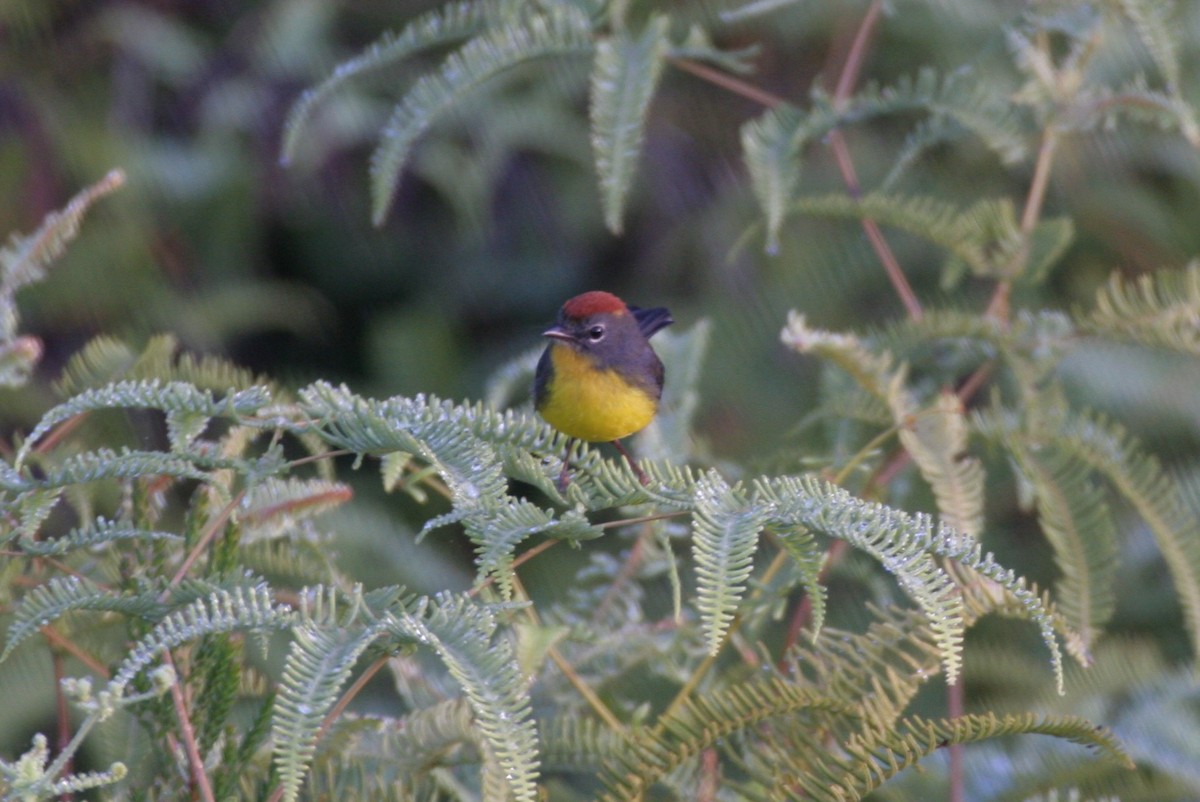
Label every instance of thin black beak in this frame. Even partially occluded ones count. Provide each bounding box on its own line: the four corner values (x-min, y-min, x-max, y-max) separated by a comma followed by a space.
542, 326, 574, 342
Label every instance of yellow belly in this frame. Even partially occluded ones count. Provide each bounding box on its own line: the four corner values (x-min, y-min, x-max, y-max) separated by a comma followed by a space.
538, 345, 658, 442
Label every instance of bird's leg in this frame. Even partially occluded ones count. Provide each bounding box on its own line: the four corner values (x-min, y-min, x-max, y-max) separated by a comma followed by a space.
611, 439, 650, 486
557, 437, 576, 492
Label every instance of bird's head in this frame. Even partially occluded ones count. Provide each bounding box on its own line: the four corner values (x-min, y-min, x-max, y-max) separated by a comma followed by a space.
542, 291, 638, 358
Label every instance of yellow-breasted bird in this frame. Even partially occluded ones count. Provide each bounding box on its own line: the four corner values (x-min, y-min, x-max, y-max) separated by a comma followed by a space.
534, 291, 673, 489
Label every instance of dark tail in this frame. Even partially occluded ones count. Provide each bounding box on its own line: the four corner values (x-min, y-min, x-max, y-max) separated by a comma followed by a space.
630, 306, 673, 338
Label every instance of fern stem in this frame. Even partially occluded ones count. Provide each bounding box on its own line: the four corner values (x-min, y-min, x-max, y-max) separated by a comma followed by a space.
668, 56, 785, 108
832, 0, 883, 105
268, 654, 391, 802
826, 0, 923, 322
54, 651, 72, 780
513, 573, 626, 733
39, 623, 111, 678
833, 423, 901, 486
659, 549, 791, 724
988, 127, 1060, 321
164, 651, 216, 802
166, 489, 246, 592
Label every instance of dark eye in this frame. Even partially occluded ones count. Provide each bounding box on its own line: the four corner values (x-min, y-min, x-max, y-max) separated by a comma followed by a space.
587, 325, 606, 341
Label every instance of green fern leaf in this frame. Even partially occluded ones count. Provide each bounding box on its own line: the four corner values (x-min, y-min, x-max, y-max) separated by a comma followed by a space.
3, 576, 166, 662
369, 7, 594, 225
740, 102, 807, 253
17, 379, 271, 468
15, 516, 182, 557
1, 170, 125, 342
597, 678, 856, 802
1053, 408, 1200, 663
109, 585, 293, 693
780, 712, 1132, 800
691, 470, 767, 653
297, 382, 603, 594
390, 593, 540, 802
1081, 261, 1200, 354
770, 524, 827, 640
779, 311, 899, 400
755, 474, 1018, 688
272, 590, 393, 802
241, 477, 353, 541
740, 68, 1024, 250
281, 0, 506, 165
890, 382, 985, 540
589, 16, 670, 234
1112, 0, 1199, 144
975, 410, 1119, 653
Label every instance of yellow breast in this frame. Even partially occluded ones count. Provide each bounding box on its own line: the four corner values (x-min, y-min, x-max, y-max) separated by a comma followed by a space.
538, 344, 658, 442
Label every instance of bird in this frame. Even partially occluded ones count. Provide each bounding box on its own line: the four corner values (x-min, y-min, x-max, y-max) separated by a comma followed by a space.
534, 291, 673, 489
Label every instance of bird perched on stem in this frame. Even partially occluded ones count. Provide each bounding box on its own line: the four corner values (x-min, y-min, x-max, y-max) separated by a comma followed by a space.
534, 291, 673, 490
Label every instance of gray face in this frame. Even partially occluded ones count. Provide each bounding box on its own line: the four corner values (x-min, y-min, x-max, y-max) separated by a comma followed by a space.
545, 311, 665, 397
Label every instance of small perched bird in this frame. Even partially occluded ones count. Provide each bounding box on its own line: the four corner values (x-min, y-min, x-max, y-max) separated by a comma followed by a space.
534, 291, 673, 489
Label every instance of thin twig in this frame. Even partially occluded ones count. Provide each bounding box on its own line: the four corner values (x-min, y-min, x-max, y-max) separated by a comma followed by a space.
39, 625, 111, 678
511, 573, 626, 732
165, 489, 246, 593
669, 56, 786, 108
53, 652, 72, 799
164, 651, 216, 802
263, 655, 392, 802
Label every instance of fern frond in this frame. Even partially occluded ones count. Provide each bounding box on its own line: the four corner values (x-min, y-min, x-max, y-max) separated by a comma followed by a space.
597, 678, 856, 802
780, 311, 898, 400
740, 102, 807, 253
241, 477, 353, 541
770, 524, 828, 640
975, 411, 1119, 652
1110, 0, 1200, 144
109, 585, 293, 693
7, 488, 63, 540
389, 592, 540, 802
1081, 261, 1200, 354
295, 382, 604, 593
2, 577, 165, 662
589, 16, 669, 234
25, 449, 231, 494
691, 470, 767, 653
787, 604, 948, 728
272, 590, 394, 802
539, 714, 628, 772
16, 517, 181, 558
369, 7, 594, 224
779, 712, 1133, 800
753, 474, 1067, 689
0, 170, 125, 345
1050, 408, 1200, 662
17, 379, 271, 468
281, 0, 507, 165
891, 384, 985, 540
741, 68, 1025, 249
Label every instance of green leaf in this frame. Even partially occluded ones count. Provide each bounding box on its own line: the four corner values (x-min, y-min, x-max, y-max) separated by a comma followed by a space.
281, 0, 506, 165
390, 593, 540, 802
589, 16, 670, 233
740, 68, 1025, 251
272, 588, 393, 802
691, 470, 766, 653
1081, 261, 1200, 354
369, 7, 594, 225
890, 383, 985, 540
3, 577, 166, 662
